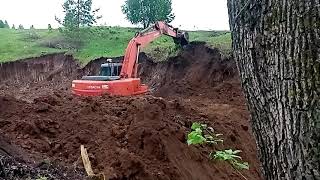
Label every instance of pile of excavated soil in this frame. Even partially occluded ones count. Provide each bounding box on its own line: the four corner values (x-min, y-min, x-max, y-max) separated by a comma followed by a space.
140, 42, 238, 98
0, 94, 260, 180
0, 43, 262, 180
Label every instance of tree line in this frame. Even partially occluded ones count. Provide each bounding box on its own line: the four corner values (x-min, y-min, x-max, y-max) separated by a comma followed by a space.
0, 20, 10, 28
55, 0, 173, 49
57, 0, 174, 30
3, 0, 175, 50
0, 20, 44, 30
1, 0, 174, 48
0, 19, 24, 29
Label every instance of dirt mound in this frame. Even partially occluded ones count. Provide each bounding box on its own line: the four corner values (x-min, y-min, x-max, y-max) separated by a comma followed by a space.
140, 42, 238, 97
0, 43, 262, 180
0, 93, 261, 180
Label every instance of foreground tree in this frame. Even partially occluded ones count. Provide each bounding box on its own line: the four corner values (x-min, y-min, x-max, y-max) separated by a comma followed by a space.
227, 0, 319, 179
122, 0, 174, 28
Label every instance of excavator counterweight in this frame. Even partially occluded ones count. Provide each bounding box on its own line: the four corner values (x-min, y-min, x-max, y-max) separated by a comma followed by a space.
72, 21, 188, 96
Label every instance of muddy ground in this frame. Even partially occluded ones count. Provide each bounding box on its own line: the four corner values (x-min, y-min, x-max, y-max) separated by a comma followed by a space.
0, 42, 262, 180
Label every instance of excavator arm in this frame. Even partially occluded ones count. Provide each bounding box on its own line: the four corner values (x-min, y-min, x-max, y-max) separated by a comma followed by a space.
120, 21, 188, 78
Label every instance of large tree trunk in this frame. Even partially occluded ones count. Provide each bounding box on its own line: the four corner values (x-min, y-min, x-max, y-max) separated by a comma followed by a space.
227, 0, 320, 179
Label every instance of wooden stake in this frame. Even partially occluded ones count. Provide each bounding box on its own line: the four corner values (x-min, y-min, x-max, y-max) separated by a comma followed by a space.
80, 145, 105, 180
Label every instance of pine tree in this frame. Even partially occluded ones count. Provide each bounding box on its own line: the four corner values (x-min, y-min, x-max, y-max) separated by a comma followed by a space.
4, 20, 9, 28
0, 20, 4, 28
48, 24, 53, 32
18, 24, 24, 30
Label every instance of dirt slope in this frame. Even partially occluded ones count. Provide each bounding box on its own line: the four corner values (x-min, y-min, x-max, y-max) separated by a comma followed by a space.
140, 42, 237, 97
0, 43, 262, 180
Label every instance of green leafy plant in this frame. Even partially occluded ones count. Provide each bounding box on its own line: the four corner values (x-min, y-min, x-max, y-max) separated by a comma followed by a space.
187, 122, 249, 179
187, 122, 223, 145
187, 124, 206, 145
210, 149, 249, 170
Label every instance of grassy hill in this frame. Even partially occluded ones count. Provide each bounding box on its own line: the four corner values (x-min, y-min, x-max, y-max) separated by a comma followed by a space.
0, 27, 231, 64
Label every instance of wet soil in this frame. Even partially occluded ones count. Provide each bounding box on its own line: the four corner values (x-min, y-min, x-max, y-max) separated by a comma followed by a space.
0, 43, 262, 180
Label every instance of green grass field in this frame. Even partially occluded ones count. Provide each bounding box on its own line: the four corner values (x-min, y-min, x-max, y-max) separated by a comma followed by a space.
0, 27, 231, 64
0, 29, 65, 62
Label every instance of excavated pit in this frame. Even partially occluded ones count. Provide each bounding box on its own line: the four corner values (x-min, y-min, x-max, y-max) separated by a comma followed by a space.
0, 43, 262, 180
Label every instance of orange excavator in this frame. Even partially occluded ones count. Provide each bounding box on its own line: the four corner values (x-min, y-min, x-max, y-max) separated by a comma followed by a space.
72, 21, 188, 96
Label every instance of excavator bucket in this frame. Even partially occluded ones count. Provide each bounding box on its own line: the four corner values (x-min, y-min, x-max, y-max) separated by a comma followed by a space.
174, 31, 189, 46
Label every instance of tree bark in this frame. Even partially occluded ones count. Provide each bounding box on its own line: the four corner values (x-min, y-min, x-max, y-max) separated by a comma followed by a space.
227, 0, 320, 179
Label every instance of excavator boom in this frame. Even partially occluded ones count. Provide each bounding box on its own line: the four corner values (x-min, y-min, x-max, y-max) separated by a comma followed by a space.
121, 21, 188, 78
72, 21, 188, 96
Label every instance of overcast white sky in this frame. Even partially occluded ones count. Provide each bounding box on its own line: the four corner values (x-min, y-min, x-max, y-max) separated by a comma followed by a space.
0, 0, 229, 30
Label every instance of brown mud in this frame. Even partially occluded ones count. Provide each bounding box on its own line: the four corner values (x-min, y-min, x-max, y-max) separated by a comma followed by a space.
0, 148, 86, 180
0, 43, 262, 180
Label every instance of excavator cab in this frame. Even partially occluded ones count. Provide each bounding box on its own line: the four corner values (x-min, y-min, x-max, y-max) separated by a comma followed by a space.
100, 63, 122, 77
81, 63, 122, 81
